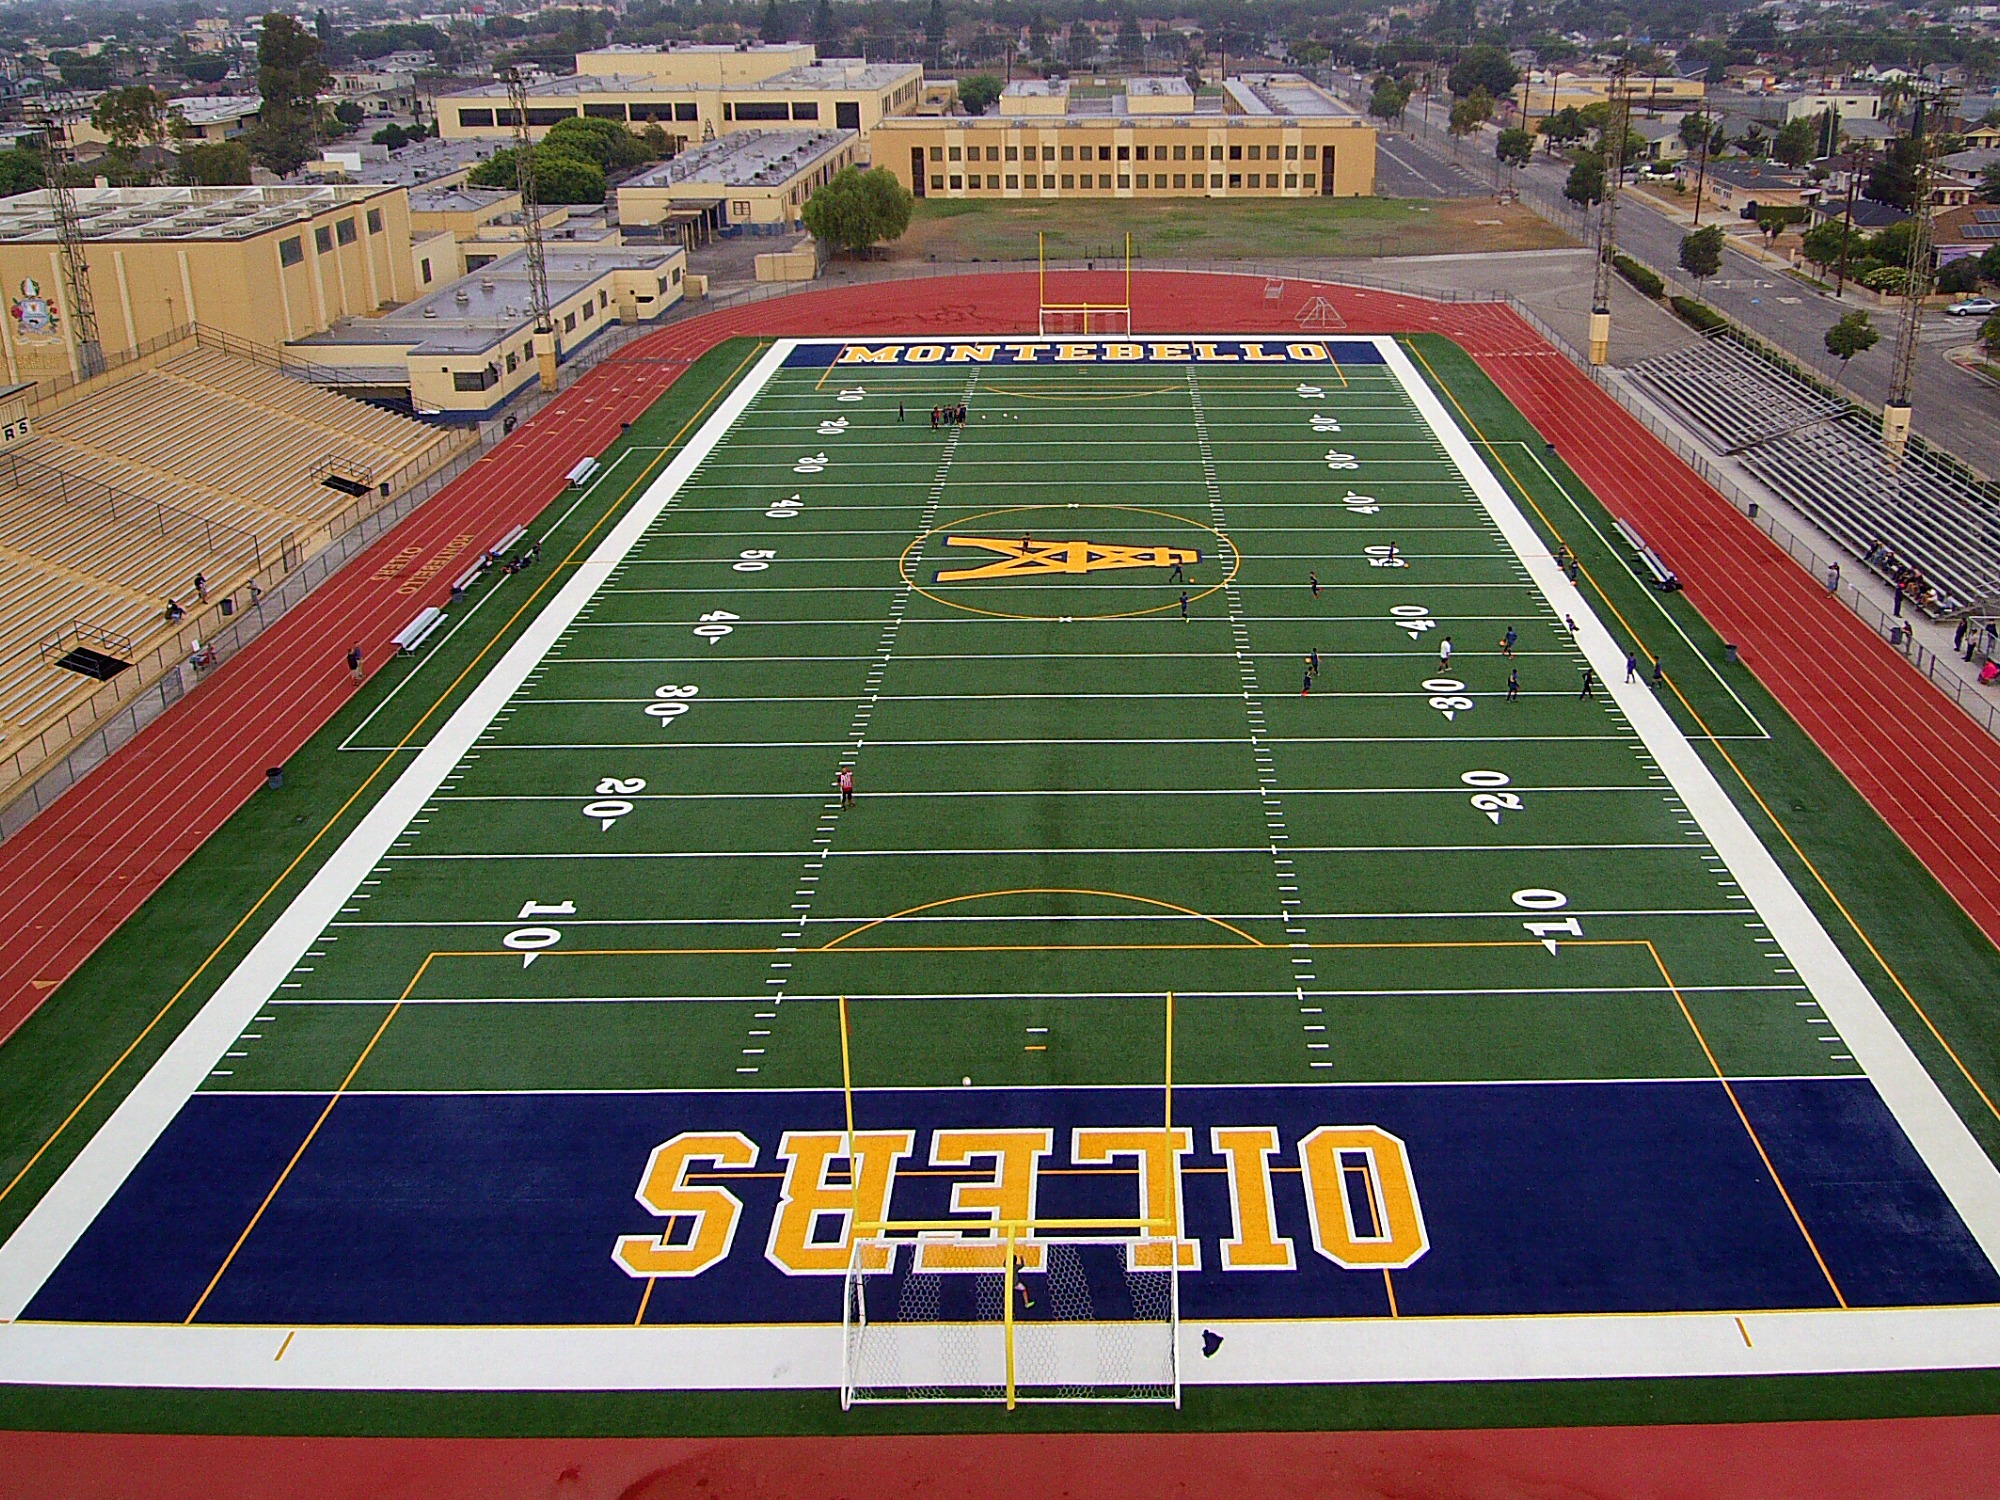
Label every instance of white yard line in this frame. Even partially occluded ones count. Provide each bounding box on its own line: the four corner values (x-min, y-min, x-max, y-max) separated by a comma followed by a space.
0, 340, 795, 1326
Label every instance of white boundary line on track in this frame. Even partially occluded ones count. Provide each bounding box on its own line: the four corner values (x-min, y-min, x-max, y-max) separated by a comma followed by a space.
0, 341, 794, 1331
3, 334, 1999, 1393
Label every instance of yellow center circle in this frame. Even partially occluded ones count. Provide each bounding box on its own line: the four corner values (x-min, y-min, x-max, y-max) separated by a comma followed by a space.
898, 503, 1240, 621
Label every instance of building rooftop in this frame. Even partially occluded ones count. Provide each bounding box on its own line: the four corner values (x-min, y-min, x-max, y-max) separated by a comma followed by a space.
296, 245, 682, 356
1226, 73, 1354, 118
312, 136, 507, 187
622, 129, 854, 188
1002, 79, 1069, 98
410, 185, 515, 216
0, 184, 393, 244
169, 93, 261, 126
445, 57, 913, 99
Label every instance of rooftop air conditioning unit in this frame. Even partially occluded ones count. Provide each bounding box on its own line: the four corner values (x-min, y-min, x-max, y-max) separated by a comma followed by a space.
423, 307, 439, 317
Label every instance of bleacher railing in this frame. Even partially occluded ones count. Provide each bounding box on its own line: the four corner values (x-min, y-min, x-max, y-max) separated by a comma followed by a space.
0, 444, 270, 575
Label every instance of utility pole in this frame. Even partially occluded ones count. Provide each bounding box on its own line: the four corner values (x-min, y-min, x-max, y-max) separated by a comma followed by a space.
504, 67, 558, 393
1834, 151, 1860, 296
1883, 80, 1952, 458
1588, 67, 1632, 367
29, 101, 105, 380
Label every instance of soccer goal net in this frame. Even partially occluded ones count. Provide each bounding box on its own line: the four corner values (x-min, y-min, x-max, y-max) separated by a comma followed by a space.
841, 1233, 1181, 1409
1037, 305, 1132, 336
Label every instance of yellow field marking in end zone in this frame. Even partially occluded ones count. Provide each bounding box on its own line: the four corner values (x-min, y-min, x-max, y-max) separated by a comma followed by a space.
1404, 339, 2000, 1139
0, 339, 772, 1221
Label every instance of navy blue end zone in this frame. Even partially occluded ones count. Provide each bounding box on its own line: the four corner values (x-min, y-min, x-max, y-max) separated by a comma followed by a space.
780, 338, 1388, 369
23, 1080, 1998, 1328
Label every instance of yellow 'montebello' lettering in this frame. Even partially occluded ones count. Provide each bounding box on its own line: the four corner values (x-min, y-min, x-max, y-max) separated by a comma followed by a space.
1287, 342, 1329, 361
1298, 1125, 1429, 1270
916, 1128, 1052, 1272
1239, 342, 1282, 360
948, 344, 997, 362
1071, 1127, 1198, 1268
836, 345, 902, 363
1004, 343, 1048, 362
1054, 343, 1098, 361
904, 344, 945, 363
613, 1130, 758, 1278
765, 1129, 914, 1275
1211, 1125, 1297, 1271
1193, 342, 1237, 362
1102, 342, 1144, 361
1148, 342, 1191, 361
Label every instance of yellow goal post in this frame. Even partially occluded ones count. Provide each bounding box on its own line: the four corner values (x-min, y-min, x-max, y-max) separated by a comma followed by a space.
1038, 231, 1134, 336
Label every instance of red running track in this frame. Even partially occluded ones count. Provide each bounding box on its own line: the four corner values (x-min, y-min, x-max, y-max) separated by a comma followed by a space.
3, 1415, 1998, 1499
0, 270, 1996, 1054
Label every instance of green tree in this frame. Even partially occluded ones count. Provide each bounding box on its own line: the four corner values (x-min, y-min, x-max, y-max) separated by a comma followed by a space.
1773, 115, 1817, 167
759, 0, 791, 43
1367, 75, 1411, 126
91, 85, 170, 151
1116, 10, 1145, 60
1866, 220, 1915, 268
1678, 224, 1727, 281
542, 114, 647, 172
252, 12, 334, 176
1495, 125, 1534, 178
1978, 161, 2000, 204
813, 0, 838, 49
372, 122, 409, 149
1801, 218, 1865, 273
1980, 243, 2000, 285
800, 164, 915, 255
638, 122, 673, 160
1866, 134, 1924, 209
958, 72, 1003, 116
1448, 87, 1494, 142
1937, 259, 1982, 295
1736, 125, 1768, 158
0, 147, 46, 196
1447, 43, 1518, 100
179, 139, 254, 185
1563, 151, 1605, 207
1541, 106, 1588, 148
1754, 203, 1806, 242
527, 147, 606, 205
925, 0, 947, 66
1823, 310, 1878, 365
331, 100, 366, 132
1982, 311, 2000, 360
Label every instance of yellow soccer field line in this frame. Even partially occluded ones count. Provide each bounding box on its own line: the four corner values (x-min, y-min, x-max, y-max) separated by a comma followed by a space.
1407, 338, 2000, 1135
0, 340, 771, 1218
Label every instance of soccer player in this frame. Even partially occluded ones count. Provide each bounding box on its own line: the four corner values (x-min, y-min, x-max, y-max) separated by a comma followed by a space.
1180, 590, 1190, 621
1302, 662, 1313, 697
1624, 650, 1638, 683
1438, 636, 1453, 669
1309, 647, 1321, 679
1500, 625, 1517, 658
1579, 667, 1596, 700
837, 766, 855, 807
1169, 558, 1185, 584
1309, 570, 1321, 598
1506, 668, 1520, 702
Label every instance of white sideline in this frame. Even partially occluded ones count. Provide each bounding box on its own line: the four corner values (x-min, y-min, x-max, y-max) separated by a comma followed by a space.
1379, 334, 2000, 1277
2, 334, 1999, 1391
0, 339, 794, 1325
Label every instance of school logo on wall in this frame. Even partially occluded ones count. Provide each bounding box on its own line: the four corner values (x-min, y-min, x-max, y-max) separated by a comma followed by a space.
10, 278, 60, 341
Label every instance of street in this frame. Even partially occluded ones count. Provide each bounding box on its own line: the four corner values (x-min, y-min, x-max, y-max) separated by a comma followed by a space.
1344, 80, 2000, 476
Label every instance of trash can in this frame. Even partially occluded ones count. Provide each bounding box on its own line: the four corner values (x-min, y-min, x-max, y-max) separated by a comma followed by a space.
1723, 643, 1739, 665
265, 766, 284, 790
1747, 502, 1759, 520
220, 596, 235, 617
1889, 625, 1906, 648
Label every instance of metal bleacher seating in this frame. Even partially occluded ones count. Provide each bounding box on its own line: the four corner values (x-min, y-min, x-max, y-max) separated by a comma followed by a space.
1632, 332, 2000, 616
0, 340, 471, 787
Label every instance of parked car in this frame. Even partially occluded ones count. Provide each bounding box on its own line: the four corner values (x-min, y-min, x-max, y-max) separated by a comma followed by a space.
1945, 297, 1999, 317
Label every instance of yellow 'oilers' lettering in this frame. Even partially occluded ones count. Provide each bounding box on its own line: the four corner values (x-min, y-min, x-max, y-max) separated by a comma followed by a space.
915, 1128, 1052, 1273
935, 535, 1201, 584
1298, 1125, 1429, 1270
1211, 1125, 1298, 1271
1071, 1127, 1200, 1269
765, 1130, 915, 1276
613, 1130, 758, 1278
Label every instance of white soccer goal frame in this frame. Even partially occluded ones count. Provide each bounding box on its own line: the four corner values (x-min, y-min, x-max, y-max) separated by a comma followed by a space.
841, 1226, 1182, 1410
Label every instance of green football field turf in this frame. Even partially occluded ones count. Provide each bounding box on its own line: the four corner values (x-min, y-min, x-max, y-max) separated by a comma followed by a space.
5, 334, 2000, 1437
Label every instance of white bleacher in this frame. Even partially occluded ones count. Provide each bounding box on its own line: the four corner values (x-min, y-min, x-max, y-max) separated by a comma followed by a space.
1631, 334, 2000, 614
